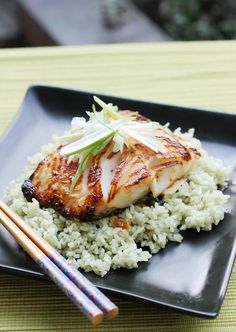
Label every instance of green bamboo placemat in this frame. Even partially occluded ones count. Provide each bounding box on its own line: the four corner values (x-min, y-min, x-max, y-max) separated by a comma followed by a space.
0, 41, 235, 331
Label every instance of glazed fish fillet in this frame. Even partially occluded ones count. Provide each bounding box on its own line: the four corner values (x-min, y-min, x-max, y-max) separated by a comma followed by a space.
22, 117, 200, 221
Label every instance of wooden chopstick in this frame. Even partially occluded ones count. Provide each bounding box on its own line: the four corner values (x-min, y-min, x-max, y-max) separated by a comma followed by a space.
0, 201, 118, 323
0, 201, 118, 319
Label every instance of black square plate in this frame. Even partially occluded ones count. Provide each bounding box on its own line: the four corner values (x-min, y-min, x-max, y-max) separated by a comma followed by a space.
0, 85, 236, 318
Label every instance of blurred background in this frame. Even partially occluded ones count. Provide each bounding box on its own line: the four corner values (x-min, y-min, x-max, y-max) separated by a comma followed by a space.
0, 0, 236, 48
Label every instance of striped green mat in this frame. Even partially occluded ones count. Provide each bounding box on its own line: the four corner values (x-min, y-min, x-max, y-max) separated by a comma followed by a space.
0, 41, 235, 331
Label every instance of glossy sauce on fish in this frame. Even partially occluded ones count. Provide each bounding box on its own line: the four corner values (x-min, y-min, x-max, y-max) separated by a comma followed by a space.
22, 112, 200, 220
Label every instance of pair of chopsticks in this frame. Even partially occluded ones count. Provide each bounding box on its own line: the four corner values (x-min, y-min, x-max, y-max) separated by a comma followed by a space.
0, 201, 118, 325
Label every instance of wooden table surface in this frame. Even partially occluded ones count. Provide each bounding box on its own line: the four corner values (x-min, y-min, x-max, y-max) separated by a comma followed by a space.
0, 41, 235, 331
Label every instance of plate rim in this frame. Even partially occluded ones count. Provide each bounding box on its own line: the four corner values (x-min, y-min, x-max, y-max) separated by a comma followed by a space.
1, 84, 236, 319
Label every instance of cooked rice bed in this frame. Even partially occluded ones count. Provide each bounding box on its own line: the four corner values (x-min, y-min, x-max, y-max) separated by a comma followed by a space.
5, 129, 229, 276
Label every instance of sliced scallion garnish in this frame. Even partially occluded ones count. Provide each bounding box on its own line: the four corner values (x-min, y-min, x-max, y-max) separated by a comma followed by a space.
60, 96, 167, 190
93, 96, 120, 121
69, 151, 90, 192
69, 134, 114, 192
54, 132, 82, 144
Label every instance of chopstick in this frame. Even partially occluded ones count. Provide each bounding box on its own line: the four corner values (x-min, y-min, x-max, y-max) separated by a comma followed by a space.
0, 201, 119, 324
0, 208, 103, 324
